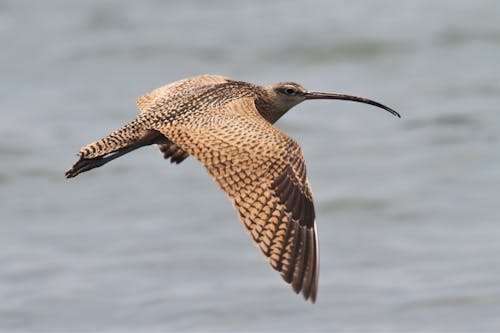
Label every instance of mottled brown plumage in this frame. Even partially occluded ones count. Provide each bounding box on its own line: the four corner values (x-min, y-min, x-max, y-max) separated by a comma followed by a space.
66, 74, 400, 303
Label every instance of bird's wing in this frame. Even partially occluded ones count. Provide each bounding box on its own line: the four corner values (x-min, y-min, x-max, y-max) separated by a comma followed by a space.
155, 97, 319, 302
136, 74, 232, 163
136, 74, 232, 113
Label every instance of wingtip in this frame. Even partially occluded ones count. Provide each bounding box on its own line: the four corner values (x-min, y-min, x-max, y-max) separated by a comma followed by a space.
65, 169, 76, 178
64, 155, 91, 179
301, 281, 318, 304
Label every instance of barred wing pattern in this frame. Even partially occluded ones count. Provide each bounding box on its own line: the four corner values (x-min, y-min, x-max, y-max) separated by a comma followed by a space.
136, 74, 232, 113
155, 98, 319, 302
136, 75, 232, 164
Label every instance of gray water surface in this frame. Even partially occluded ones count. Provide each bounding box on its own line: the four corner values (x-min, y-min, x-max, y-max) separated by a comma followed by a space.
1, 0, 500, 331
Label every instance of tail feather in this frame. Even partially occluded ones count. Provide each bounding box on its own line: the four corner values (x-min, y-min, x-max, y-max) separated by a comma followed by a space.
66, 126, 165, 178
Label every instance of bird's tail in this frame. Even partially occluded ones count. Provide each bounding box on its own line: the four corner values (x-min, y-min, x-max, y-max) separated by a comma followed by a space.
65, 117, 164, 178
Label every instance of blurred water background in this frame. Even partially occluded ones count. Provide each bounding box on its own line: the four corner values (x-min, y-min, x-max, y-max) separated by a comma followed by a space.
1, 0, 499, 331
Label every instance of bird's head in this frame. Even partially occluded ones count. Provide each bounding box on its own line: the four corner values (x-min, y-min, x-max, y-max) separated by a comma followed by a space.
270, 82, 309, 111
259, 82, 400, 123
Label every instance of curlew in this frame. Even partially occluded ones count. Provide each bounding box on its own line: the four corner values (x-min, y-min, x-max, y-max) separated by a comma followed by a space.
65, 74, 400, 303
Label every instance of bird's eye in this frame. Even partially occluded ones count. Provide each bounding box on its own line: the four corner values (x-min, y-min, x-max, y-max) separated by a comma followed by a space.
284, 87, 296, 95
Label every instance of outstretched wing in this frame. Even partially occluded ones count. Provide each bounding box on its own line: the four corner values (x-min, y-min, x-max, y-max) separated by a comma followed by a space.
136, 74, 232, 164
155, 97, 319, 302
136, 74, 232, 112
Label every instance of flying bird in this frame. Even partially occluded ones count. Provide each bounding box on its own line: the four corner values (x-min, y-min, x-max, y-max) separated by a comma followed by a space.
65, 74, 400, 303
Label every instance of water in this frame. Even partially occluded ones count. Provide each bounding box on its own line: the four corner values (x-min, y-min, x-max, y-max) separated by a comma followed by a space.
1, 0, 499, 331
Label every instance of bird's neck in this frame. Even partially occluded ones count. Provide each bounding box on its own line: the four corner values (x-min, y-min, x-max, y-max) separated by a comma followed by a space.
254, 89, 289, 124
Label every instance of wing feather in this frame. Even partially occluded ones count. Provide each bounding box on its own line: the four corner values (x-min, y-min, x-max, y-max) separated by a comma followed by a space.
155, 97, 319, 302
136, 74, 232, 113
136, 75, 232, 164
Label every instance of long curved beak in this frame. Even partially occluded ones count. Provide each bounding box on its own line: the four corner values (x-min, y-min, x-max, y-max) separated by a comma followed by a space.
304, 91, 401, 118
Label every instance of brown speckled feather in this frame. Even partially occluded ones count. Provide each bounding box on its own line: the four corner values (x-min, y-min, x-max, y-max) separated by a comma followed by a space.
153, 97, 319, 302
136, 74, 232, 112
71, 75, 232, 165
136, 75, 232, 164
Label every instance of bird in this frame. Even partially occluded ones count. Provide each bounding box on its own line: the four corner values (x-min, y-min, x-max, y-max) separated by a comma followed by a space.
65, 74, 400, 303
